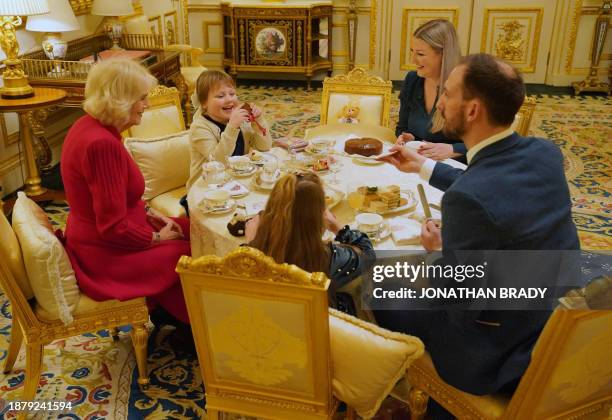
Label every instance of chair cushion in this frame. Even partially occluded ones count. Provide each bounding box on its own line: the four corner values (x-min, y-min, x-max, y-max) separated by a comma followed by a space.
124, 131, 190, 201
0, 209, 34, 298
150, 186, 187, 217
181, 66, 207, 89
327, 93, 383, 126
410, 352, 510, 419
11, 192, 80, 325
329, 308, 424, 418
35, 294, 146, 322
128, 104, 185, 139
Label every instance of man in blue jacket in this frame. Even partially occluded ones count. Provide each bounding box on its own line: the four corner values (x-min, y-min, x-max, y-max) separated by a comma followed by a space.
376, 53, 580, 414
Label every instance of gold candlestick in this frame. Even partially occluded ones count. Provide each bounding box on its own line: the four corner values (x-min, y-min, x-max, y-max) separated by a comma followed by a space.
573, 1, 611, 95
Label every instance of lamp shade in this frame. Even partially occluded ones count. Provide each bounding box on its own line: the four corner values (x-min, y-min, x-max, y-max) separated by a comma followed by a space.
91, 0, 134, 17
26, 0, 79, 32
0, 0, 50, 16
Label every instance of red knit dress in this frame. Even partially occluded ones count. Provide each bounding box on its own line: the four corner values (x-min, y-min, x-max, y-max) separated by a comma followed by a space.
61, 114, 191, 323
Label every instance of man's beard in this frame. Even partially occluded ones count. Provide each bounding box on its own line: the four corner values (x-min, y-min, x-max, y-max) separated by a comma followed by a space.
441, 108, 467, 140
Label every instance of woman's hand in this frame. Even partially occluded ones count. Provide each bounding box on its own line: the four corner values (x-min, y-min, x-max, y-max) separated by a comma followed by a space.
228, 107, 250, 129
250, 104, 263, 119
396, 132, 415, 146
323, 209, 343, 235
245, 214, 261, 242
417, 142, 458, 161
147, 207, 184, 238
156, 221, 184, 242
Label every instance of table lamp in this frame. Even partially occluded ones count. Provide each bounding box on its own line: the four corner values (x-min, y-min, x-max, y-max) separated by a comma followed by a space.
26, 0, 79, 72
91, 0, 134, 50
0, 0, 50, 99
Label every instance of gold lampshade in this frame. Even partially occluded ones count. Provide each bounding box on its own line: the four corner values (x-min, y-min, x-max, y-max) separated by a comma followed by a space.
0, 0, 50, 98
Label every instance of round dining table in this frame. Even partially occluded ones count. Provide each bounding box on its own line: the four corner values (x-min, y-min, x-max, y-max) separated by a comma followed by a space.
188, 134, 466, 258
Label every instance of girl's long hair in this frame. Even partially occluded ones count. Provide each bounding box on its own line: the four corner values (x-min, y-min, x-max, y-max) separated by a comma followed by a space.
413, 19, 462, 132
250, 172, 330, 273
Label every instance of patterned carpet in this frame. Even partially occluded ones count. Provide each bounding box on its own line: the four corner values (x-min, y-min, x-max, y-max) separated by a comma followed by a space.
0, 88, 610, 419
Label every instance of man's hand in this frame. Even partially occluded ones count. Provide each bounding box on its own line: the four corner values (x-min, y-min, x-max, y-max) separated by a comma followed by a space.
380, 144, 427, 173
395, 132, 415, 146
418, 142, 457, 161
421, 219, 442, 251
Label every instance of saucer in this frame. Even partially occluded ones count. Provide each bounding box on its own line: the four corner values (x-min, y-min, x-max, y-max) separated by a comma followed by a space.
304, 144, 331, 155
229, 165, 257, 178
352, 155, 384, 166
324, 188, 344, 209
251, 170, 281, 191
350, 221, 391, 242
199, 198, 236, 215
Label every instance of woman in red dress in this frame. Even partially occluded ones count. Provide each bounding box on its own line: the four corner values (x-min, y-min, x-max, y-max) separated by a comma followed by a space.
61, 58, 191, 326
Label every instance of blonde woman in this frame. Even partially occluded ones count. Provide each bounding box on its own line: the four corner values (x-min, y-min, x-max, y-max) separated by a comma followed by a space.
61, 59, 192, 334
396, 19, 465, 161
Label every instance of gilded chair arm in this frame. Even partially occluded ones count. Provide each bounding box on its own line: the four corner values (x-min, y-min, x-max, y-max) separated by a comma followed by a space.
166, 44, 204, 66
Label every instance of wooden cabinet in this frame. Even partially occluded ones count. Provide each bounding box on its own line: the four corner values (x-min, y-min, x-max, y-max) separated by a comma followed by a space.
221, 1, 333, 88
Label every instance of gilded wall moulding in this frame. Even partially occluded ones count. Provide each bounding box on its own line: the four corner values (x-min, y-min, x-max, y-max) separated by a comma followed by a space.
495, 20, 525, 61
400, 8, 459, 71
481, 8, 543, 74
68, 0, 93, 16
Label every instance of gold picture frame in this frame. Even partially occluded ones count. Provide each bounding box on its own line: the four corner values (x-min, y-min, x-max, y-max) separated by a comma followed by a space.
248, 21, 293, 66
163, 10, 179, 45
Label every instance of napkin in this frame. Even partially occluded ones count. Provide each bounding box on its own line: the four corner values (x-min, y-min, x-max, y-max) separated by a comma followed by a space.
220, 181, 249, 197
389, 216, 422, 245
245, 201, 266, 218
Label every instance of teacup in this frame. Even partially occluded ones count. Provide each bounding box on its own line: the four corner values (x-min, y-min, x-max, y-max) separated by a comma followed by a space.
260, 156, 279, 184
202, 161, 226, 184
356, 212, 384, 240
228, 156, 253, 173
203, 189, 231, 210
309, 138, 334, 154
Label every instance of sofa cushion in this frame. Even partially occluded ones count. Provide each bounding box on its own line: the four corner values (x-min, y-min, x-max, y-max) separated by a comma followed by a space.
124, 131, 190, 201
329, 308, 424, 418
150, 186, 187, 218
128, 104, 185, 139
0, 209, 34, 298
11, 192, 80, 324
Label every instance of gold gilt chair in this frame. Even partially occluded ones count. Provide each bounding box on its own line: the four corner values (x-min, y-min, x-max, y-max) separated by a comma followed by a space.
405, 280, 612, 420
0, 195, 150, 418
513, 96, 536, 136
177, 247, 425, 419
320, 67, 393, 127
124, 85, 190, 217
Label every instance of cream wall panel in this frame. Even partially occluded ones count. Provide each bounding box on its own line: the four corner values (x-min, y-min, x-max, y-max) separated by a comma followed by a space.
469, 0, 556, 83
387, 0, 473, 81
547, 0, 611, 85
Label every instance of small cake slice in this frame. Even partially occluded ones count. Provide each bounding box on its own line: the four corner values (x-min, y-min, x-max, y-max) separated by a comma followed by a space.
344, 138, 383, 157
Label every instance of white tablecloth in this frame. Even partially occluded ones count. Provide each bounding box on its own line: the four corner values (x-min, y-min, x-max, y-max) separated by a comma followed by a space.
189, 142, 466, 257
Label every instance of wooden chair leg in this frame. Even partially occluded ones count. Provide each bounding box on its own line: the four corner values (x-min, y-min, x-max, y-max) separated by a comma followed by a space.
130, 322, 149, 388
408, 387, 429, 420
3, 317, 23, 373
22, 342, 43, 401
206, 408, 220, 420
110, 327, 120, 341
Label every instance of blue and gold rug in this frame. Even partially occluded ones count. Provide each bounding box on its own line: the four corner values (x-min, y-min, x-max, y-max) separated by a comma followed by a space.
0, 88, 610, 419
